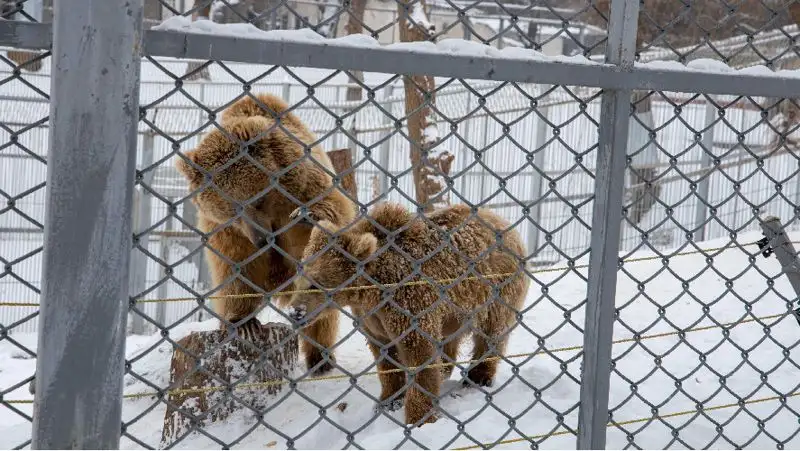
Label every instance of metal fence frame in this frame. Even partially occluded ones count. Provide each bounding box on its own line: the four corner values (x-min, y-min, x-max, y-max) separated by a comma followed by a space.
3, 0, 800, 448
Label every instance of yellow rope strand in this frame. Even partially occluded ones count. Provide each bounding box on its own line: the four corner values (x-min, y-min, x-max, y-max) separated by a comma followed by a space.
452, 392, 800, 450
4, 310, 782, 404
0, 240, 765, 308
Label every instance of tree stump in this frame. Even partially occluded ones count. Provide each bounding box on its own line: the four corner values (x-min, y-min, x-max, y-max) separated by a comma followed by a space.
161, 321, 298, 447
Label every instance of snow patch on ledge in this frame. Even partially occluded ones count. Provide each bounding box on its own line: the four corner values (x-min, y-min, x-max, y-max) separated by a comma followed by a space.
636, 57, 800, 80
153, 16, 597, 64
153, 17, 800, 79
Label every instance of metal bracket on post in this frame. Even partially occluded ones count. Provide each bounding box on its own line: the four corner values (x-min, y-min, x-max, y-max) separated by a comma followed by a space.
758, 216, 800, 326
694, 97, 717, 242
378, 84, 394, 200
527, 103, 548, 259
576, 0, 640, 449
32, 0, 144, 448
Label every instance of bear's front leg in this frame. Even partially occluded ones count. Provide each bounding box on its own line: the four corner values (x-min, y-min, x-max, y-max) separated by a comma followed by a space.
299, 309, 339, 375
288, 186, 355, 229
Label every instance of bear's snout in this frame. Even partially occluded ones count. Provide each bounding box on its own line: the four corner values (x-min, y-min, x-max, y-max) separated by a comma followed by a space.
287, 304, 308, 324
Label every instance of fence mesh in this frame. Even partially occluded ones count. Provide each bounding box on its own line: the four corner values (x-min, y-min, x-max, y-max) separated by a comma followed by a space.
3, 0, 800, 449
0, 37, 50, 448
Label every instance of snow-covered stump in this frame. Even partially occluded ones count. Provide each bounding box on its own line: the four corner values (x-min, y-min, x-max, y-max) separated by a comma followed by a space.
160, 322, 298, 447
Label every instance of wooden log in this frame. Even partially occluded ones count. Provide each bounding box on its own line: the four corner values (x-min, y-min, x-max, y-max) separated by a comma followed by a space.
7, 50, 42, 72
161, 321, 298, 447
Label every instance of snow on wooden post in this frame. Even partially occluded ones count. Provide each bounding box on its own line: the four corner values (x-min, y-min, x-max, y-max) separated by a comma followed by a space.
317, 0, 340, 37
161, 323, 299, 447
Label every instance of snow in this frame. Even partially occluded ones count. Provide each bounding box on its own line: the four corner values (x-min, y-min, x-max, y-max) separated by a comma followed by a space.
3, 230, 800, 448
150, 16, 800, 77
407, 2, 435, 34
636, 57, 800, 81
316, 0, 340, 38
152, 17, 598, 65
422, 109, 439, 144
685, 58, 736, 74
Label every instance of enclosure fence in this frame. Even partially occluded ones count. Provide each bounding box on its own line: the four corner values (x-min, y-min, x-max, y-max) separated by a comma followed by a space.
2, 0, 800, 449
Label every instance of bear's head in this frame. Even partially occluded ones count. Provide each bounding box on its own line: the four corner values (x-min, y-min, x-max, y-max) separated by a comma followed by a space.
285, 220, 379, 326
174, 117, 275, 240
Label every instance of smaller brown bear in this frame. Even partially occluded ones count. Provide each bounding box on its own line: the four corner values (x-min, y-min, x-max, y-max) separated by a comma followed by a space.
284, 203, 529, 426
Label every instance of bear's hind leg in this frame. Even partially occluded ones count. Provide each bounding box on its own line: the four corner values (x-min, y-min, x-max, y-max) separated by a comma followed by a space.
464, 319, 512, 388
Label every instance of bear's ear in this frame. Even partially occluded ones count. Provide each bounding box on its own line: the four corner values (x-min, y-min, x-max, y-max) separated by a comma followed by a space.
345, 232, 378, 261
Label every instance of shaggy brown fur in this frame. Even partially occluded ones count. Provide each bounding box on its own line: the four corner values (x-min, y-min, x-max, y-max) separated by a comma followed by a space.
175, 93, 356, 374
285, 203, 529, 425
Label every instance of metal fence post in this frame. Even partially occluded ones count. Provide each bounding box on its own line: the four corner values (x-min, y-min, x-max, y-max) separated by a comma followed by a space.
32, 0, 143, 448
694, 98, 717, 242
576, 0, 639, 448
282, 82, 291, 105
130, 131, 155, 335
527, 104, 548, 256
759, 216, 800, 305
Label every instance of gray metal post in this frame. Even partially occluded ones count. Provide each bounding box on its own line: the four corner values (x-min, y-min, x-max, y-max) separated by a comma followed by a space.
527, 104, 548, 257
459, 93, 473, 198
694, 98, 716, 242
33, 0, 143, 448
759, 216, 800, 302
156, 213, 174, 328
129, 132, 155, 335
282, 82, 291, 104
576, 0, 639, 448
497, 18, 505, 49
378, 85, 394, 199
479, 112, 490, 200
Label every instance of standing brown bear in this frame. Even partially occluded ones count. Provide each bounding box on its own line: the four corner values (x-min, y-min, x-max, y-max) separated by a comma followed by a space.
285, 202, 529, 425
175, 93, 356, 375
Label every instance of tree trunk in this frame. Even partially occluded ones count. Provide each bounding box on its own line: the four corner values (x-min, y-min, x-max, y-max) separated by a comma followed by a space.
184, 3, 213, 81
344, 0, 367, 102
344, 0, 367, 154
397, 0, 453, 211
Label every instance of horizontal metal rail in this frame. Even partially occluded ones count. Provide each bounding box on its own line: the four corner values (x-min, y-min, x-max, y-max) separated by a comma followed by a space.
4, 20, 800, 98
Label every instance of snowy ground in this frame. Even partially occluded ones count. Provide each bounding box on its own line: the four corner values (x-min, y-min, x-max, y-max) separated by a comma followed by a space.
1, 230, 799, 449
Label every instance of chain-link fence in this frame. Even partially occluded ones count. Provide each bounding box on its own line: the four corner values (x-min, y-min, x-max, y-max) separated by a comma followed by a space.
3, 0, 800, 449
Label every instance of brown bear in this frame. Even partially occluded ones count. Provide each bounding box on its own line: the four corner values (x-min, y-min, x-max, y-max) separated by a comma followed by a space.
175, 93, 356, 374
284, 202, 529, 426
